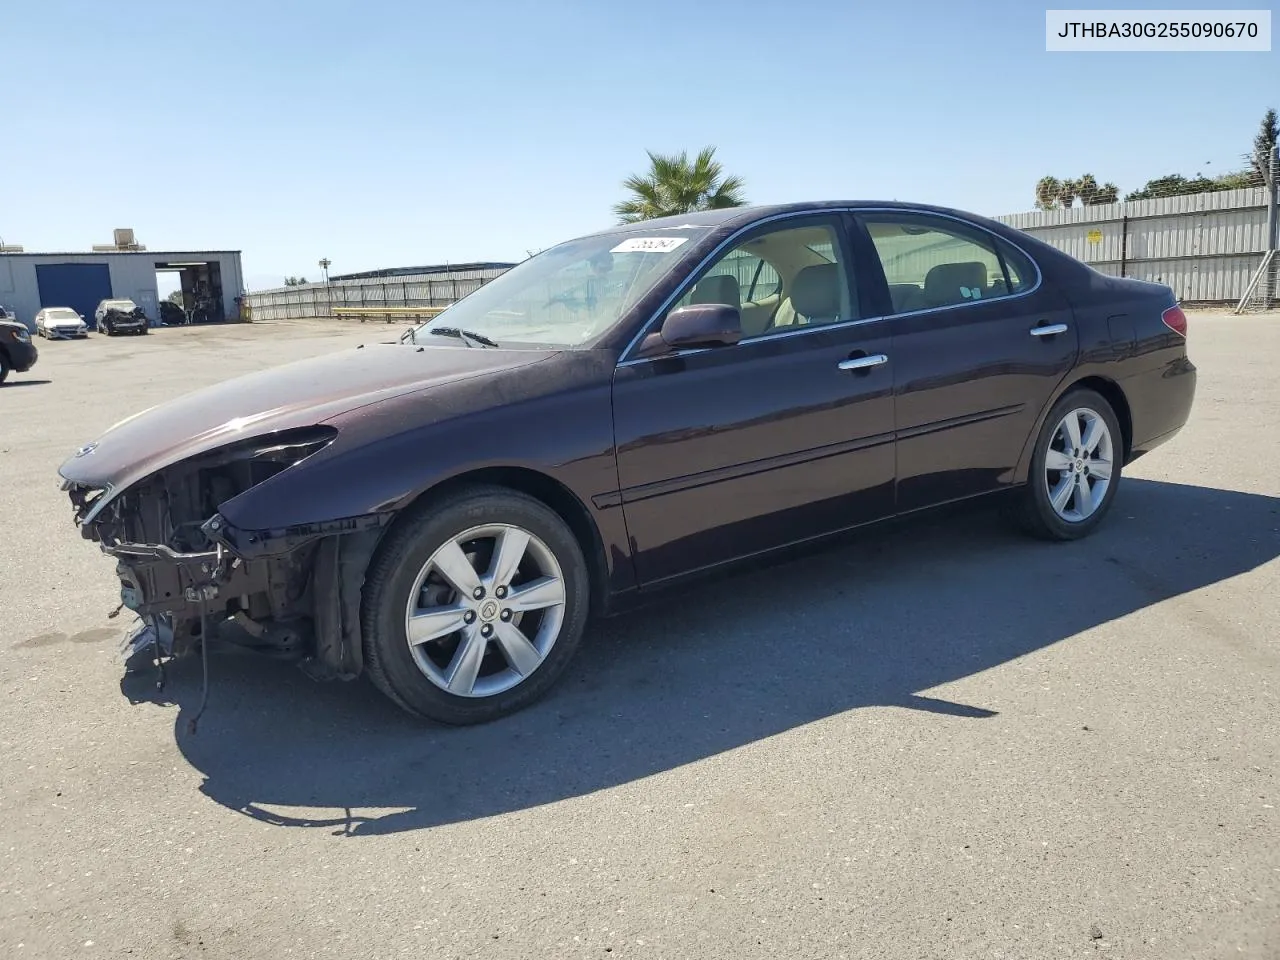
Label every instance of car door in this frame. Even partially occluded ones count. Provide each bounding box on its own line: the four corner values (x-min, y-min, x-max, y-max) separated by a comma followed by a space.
856, 210, 1078, 512
612, 214, 896, 587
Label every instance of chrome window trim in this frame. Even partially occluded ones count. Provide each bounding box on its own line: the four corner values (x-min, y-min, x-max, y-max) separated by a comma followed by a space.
614, 205, 1044, 368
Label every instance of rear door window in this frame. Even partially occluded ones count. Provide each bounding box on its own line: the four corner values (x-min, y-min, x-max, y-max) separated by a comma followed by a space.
860, 213, 1034, 313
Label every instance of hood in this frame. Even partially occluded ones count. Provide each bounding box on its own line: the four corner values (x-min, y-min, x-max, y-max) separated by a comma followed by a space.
58, 342, 555, 491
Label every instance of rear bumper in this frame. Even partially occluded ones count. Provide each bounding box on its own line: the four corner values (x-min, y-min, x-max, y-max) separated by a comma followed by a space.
1123, 355, 1196, 460
6, 341, 38, 372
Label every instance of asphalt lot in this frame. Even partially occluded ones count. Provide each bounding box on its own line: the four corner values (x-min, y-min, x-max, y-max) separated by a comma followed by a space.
1, 314, 1277, 959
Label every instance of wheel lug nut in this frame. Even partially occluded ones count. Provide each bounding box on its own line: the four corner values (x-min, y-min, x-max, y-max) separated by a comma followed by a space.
495, 586, 507, 599
473, 586, 485, 600
500, 609, 512, 621
463, 611, 475, 624
481, 624, 493, 637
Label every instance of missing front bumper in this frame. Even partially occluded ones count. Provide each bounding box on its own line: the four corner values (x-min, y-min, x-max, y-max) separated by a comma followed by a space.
111, 542, 239, 618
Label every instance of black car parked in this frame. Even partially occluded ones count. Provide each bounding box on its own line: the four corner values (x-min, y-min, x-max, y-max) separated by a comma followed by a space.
59, 201, 1196, 725
0, 318, 39, 384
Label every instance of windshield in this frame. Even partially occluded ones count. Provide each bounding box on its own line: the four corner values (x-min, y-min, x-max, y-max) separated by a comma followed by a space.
104, 300, 137, 310
409, 227, 712, 347
48, 309, 80, 320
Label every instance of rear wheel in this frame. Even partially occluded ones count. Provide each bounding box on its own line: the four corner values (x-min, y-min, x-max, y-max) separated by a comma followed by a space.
0, 353, 9, 384
362, 485, 590, 724
1014, 388, 1122, 541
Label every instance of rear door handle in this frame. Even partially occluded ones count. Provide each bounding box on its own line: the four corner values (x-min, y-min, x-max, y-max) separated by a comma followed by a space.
1030, 323, 1069, 337
838, 354, 889, 371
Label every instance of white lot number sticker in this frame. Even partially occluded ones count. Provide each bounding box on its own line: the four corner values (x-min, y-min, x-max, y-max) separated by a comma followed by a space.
610, 237, 689, 254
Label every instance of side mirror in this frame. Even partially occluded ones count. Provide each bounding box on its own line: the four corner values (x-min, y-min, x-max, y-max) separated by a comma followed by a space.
660, 303, 743, 349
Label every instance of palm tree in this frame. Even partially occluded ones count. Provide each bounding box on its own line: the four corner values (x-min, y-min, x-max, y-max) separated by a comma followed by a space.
614, 147, 747, 223
1035, 176, 1062, 210
1092, 182, 1120, 205
1076, 173, 1100, 206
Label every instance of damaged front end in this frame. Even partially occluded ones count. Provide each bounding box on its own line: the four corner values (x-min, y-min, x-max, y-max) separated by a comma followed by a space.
62, 427, 390, 682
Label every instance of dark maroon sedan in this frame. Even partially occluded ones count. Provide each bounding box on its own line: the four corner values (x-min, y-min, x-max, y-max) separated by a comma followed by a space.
58, 202, 1196, 724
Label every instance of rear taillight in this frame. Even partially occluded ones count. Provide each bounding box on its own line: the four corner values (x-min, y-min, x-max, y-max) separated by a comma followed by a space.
1161, 304, 1188, 337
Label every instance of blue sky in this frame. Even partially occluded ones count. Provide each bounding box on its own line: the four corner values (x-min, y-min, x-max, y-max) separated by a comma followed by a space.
2, 0, 1274, 290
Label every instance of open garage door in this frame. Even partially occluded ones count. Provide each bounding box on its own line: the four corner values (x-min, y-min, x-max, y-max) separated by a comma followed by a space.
35, 263, 113, 327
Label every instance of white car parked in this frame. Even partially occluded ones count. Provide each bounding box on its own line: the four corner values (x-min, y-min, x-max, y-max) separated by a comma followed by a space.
35, 307, 90, 339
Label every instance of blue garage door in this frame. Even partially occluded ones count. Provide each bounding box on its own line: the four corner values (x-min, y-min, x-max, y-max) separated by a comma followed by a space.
35, 263, 113, 327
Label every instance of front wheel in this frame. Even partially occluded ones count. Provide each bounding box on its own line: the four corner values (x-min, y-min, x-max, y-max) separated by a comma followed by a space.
361, 486, 590, 724
1014, 388, 1123, 541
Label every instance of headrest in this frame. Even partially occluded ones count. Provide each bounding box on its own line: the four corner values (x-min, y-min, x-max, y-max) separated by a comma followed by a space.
689, 273, 741, 308
791, 263, 842, 319
924, 261, 988, 305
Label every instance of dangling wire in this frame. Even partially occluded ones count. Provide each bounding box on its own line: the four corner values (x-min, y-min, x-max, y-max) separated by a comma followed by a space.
187, 605, 210, 735
152, 617, 167, 693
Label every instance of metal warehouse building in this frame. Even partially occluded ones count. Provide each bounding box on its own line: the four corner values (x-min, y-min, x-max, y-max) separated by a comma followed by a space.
0, 236, 244, 328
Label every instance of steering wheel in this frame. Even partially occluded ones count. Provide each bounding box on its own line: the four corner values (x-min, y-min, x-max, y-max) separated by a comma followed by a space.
545, 292, 588, 313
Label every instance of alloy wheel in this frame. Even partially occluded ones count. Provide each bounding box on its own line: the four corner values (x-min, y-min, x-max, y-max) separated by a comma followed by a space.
403, 523, 566, 698
1043, 406, 1114, 522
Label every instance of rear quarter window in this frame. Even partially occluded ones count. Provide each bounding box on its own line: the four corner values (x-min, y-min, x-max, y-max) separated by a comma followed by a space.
995, 237, 1037, 294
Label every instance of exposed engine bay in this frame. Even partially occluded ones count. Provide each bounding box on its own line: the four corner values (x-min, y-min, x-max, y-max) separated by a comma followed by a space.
63, 428, 389, 684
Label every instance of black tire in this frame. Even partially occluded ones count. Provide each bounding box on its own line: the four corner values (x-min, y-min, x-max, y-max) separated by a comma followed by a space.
0, 353, 9, 384
361, 485, 590, 724
1013, 387, 1123, 541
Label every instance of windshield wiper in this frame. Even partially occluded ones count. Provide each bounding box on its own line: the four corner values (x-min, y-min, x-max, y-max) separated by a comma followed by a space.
428, 326, 499, 348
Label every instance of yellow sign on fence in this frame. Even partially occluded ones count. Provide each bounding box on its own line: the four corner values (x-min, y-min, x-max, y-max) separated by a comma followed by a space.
1086, 229, 1103, 245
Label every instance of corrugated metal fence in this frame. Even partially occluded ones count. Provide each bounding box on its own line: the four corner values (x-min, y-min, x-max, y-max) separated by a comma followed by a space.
246, 189, 1273, 318
996, 187, 1270, 303
245, 263, 511, 320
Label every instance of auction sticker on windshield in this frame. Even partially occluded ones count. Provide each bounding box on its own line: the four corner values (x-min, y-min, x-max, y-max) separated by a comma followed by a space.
610, 237, 689, 253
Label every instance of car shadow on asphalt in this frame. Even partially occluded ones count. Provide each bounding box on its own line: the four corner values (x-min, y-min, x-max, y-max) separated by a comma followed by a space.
121, 477, 1280, 837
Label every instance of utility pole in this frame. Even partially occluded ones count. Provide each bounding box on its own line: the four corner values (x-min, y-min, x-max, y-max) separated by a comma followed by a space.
1267, 146, 1278, 251
319, 258, 333, 318
1266, 147, 1278, 310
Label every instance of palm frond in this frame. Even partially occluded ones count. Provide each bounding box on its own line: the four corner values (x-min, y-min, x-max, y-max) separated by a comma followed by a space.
614, 145, 747, 222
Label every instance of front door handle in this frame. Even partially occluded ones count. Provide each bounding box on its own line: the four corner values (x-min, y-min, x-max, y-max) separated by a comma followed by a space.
838, 353, 889, 372
1030, 323, 1069, 337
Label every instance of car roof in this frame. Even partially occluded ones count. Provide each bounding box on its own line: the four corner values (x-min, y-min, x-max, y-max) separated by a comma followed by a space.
575, 200, 1022, 240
